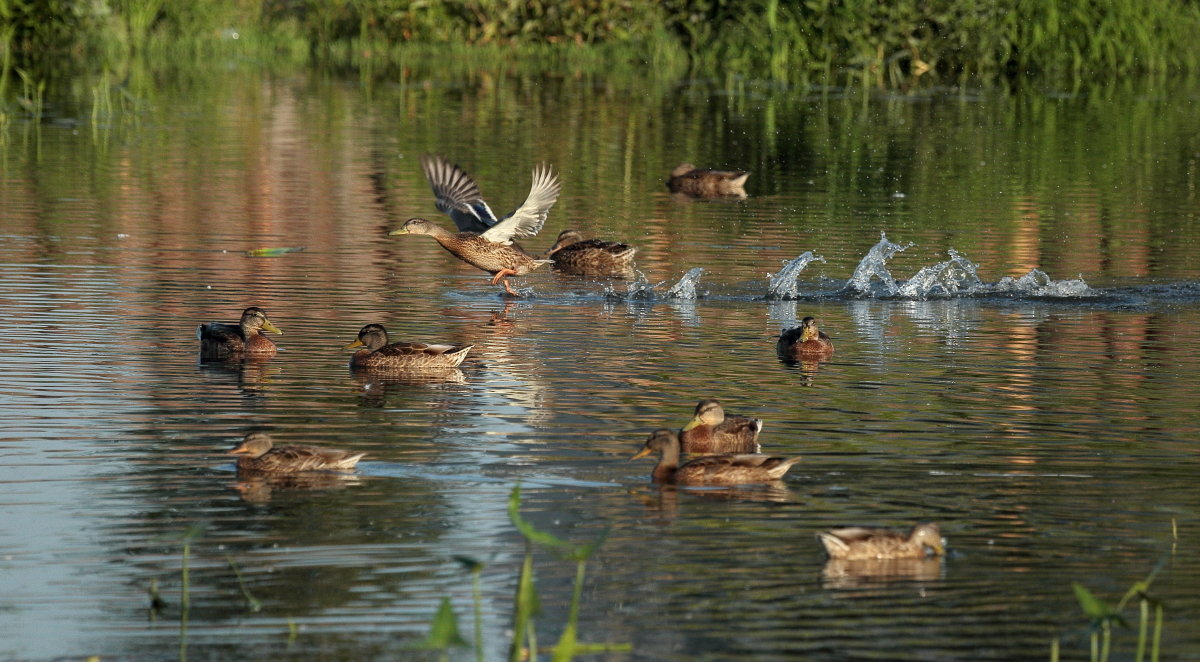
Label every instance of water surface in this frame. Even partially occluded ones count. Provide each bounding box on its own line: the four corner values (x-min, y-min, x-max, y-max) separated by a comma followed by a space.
1, 68, 1198, 661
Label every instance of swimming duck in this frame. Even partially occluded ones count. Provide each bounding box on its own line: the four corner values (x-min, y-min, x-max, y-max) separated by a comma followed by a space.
630, 429, 801, 485
391, 161, 560, 295
544, 229, 637, 278
344, 323, 473, 369
777, 316, 834, 360
667, 163, 749, 198
227, 432, 365, 473
816, 523, 945, 561
197, 307, 282, 357
679, 398, 762, 454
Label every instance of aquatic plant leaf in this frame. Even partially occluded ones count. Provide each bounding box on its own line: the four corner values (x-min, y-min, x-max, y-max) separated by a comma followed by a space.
245, 246, 306, 257
508, 485, 610, 560
421, 597, 468, 650
508, 484, 571, 550
550, 622, 578, 662
508, 552, 541, 662
1073, 582, 1128, 629
1073, 582, 1113, 621
564, 527, 611, 562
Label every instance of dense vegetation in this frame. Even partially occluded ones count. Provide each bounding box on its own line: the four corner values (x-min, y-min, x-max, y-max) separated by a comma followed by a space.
4, 0, 1200, 87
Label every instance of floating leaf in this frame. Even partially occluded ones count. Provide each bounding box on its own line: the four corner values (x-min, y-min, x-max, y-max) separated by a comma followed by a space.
245, 246, 306, 257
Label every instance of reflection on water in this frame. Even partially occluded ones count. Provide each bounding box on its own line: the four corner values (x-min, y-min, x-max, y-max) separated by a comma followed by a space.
820, 557, 945, 592
1, 67, 1199, 661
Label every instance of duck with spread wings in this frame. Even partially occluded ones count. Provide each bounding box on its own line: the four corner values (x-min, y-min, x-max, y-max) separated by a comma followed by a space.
392, 155, 561, 295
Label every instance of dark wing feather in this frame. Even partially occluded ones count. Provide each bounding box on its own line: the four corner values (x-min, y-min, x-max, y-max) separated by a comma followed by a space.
421, 154, 499, 233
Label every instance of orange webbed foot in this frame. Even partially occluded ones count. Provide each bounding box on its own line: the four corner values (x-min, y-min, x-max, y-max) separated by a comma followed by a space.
490, 268, 518, 286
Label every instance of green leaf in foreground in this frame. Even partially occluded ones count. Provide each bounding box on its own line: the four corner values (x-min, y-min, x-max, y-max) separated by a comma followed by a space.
417, 597, 468, 651
508, 484, 610, 560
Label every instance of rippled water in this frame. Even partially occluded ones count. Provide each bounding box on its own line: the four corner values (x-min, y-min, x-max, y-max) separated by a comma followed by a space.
1, 69, 1199, 661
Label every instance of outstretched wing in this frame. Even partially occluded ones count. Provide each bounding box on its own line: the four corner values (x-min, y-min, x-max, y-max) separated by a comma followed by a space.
480, 163, 560, 245
421, 154, 499, 233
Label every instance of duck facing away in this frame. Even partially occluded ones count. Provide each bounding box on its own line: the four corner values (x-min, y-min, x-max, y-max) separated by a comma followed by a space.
630, 429, 801, 485
545, 229, 637, 278
345, 323, 473, 369
391, 161, 560, 295
679, 398, 762, 454
197, 307, 282, 358
777, 316, 834, 360
816, 523, 945, 561
228, 432, 365, 474
667, 163, 749, 198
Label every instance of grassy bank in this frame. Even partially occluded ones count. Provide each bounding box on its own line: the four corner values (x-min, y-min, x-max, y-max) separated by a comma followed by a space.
4, 0, 1200, 88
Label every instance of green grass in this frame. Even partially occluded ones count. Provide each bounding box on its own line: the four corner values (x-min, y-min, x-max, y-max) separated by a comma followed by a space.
5, 0, 1200, 93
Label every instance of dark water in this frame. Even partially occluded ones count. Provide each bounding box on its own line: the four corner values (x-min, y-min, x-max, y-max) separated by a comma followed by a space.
1, 68, 1198, 661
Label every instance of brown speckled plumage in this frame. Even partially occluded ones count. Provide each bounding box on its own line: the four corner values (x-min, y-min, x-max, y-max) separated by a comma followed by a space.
545, 229, 637, 278
816, 524, 945, 561
394, 160, 560, 295
777, 316, 834, 360
667, 163, 749, 198
197, 307, 282, 358
678, 399, 762, 454
345, 323, 473, 369
228, 432, 365, 474
630, 429, 800, 484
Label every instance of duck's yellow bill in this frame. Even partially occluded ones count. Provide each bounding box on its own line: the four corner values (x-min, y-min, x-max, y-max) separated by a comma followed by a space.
629, 448, 653, 461
344, 339, 365, 349
262, 320, 283, 335
681, 417, 702, 431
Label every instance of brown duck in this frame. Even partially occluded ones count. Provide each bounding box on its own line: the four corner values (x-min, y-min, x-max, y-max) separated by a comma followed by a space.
679, 398, 762, 454
545, 229, 637, 278
228, 432, 365, 473
816, 523, 945, 561
344, 323, 473, 369
197, 307, 282, 358
630, 429, 801, 485
667, 163, 749, 198
777, 316, 834, 360
393, 157, 561, 295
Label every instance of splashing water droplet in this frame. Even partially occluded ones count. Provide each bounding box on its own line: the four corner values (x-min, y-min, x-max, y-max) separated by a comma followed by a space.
765, 251, 826, 300
666, 268, 705, 299
991, 269, 1091, 297
845, 232, 913, 296
896, 249, 983, 298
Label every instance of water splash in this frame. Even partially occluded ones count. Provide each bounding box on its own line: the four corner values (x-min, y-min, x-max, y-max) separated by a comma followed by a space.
838, 233, 1091, 300
666, 268, 706, 299
604, 274, 660, 300
765, 251, 826, 299
988, 269, 1092, 297
845, 232, 913, 296
604, 267, 706, 301
896, 249, 983, 298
